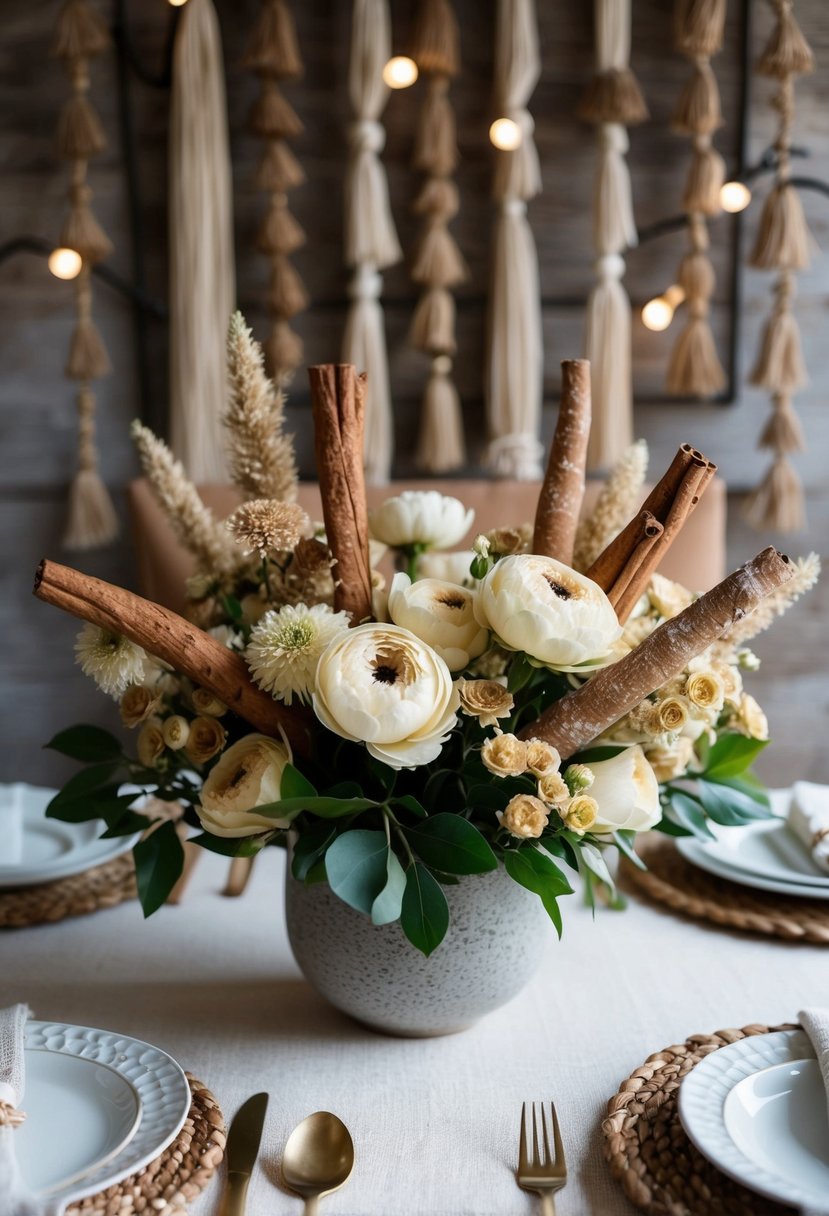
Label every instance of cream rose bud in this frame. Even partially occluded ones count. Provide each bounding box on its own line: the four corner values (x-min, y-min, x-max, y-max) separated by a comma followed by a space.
197, 735, 291, 837
191, 688, 228, 717
458, 679, 514, 727
162, 715, 190, 751
185, 716, 227, 765
387, 573, 488, 671
481, 733, 527, 778
563, 794, 598, 834
738, 693, 769, 741
524, 739, 561, 778
137, 719, 165, 768
368, 490, 474, 551
120, 685, 159, 729
475, 555, 621, 669
538, 770, 569, 805
312, 623, 459, 769
685, 671, 725, 714
497, 794, 549, 839
646, 736, 695, 783
588, 746, 661, 833
656, 696, 689, 733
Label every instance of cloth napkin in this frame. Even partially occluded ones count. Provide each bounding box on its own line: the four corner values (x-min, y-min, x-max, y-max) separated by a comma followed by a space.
788, 783, 829, 874
0, 1003, 54, 1216
0, 785, 25, 867
798, 1007, 829, 1216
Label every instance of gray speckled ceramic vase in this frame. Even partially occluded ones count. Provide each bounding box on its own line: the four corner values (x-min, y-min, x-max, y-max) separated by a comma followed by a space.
284, 864, 552, 1037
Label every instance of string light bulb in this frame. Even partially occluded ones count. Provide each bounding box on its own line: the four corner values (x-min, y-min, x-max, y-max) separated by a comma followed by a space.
167, 0, 190, 7
48, 247, 82, 280
382, 56, 418, 89
489, 117, 522, 151
719, 180, 752, 213
641, 284, 685, 332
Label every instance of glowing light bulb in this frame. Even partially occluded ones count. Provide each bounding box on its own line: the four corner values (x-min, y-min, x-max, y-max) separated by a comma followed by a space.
642, 296, 674, 332
383, 56, 418, 89
489, 117, 522, 151
719, 180, 752, 213
168, 0, 189, 7
48, 247, 82, 280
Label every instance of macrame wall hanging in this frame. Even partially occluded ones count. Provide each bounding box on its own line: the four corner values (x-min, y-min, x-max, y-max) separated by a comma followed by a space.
579, 0, 648, 472
342, 0, 402, 486
484, 0, 544, 481
169, 0, 235, 482
745, 0, 814, 532
409, 0, 468, 474
53, 0, 118, 550
666, 0, 727, 398
244, 0, 308, 385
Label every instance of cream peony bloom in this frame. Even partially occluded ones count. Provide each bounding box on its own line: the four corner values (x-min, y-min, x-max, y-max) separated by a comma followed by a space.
475, 555, 621, 669
198, 735, 291, 837
368, 491, 474, 551
481, 733, 528, 777
312, 623, 459, 769
387, 574, 488, 671
416, 549, 475, 586
588, 746, 662, 833
497, 794, 549, 839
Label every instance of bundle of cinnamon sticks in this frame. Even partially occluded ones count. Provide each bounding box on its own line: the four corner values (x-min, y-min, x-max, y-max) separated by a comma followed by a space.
34, 359, 794, 762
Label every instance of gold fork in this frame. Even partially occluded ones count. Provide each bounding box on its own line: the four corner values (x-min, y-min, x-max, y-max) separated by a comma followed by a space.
517, 1100, 568, 1214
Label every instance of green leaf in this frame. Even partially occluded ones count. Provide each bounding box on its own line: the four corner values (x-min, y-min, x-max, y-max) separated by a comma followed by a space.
47, 762, 124, 810
503, 847, 572, 937
45, 725, 123, 763
47, 790, 139, 825
665, 790, 716, 839
703, 733, 768, 780
612, 829, 648, 871
280, 763, 317, 800
99, 809, 152, 838
189, 831, 271, 857
712, 774, 770, 808
403, 814, 498, 875
393, 794, 429, 820
507, 652, 534, 694
324, 830, 389, 915
250, 794, 380, 821
400, 863, 449, 955
220, 594, 243, 623
133, 821, 185, 916
370, 849, 407, 925
696, 779, 773, 826
291, 822, 337, 881
578, 842, 619, 900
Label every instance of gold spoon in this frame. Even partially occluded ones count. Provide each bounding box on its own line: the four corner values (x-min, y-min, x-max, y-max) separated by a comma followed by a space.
281, 1111, 355, 1216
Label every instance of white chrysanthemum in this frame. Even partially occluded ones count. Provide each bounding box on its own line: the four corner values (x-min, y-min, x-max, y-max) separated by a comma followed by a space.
245, 603, 351, 705
74, 624, 148, 698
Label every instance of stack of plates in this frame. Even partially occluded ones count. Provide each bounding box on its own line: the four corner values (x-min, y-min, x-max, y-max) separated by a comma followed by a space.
17, 1022, 192, 1210
679, 1029, 829, 1210
676, 789, 829, 900
0, 785, 139, 889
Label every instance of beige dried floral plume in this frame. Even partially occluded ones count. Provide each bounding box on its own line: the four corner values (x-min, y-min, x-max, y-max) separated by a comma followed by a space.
227, 498, 309, 558
724, 551, 821, 645
573, 439, 649, 572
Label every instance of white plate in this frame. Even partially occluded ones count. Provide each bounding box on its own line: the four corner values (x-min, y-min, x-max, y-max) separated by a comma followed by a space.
18, 1021, 192, 1208
0, 785, 140, 889
677, 834, 829, 900
679, 1029, 829, 1210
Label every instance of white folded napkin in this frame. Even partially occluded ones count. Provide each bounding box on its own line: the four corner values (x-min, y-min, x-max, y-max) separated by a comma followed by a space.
799, 1007, 829, 1216
0, 1003, 59, 1216
0, 785, 25, 867
789, 783, 829, 874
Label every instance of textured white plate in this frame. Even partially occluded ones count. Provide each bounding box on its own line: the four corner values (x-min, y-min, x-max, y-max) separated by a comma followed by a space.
18, 1021, 191, 1208
679, 1029, 829, 1209
0, 785, 139, 888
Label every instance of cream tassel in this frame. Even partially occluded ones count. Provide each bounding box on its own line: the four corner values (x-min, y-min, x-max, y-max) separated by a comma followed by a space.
750, 279, 808, 393
585, 256, 632, 470
410, 288, 456, 353
749, 182, 814, 271
64, 385, 118, 549
672, 58, 722, 135
759, 392, 805, 453
416, 358, 466, 473
743, 455, 805, 533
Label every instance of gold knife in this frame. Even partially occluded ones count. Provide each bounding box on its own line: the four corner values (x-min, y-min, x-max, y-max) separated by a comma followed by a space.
218, 1092, 269, 1216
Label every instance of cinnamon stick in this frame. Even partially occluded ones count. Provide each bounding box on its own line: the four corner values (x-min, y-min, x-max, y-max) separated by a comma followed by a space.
308, 363, 373, 624
533, 359, 592, 565
33, 559, 312, 754
606, 512, 664, 610
519, 547, 793, 757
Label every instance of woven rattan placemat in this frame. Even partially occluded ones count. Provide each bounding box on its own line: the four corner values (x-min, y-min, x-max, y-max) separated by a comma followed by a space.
0, 854, 136, 929
622, 835, 829, 944
66, 1073, 225, 1216
603, 1023, 798, 1215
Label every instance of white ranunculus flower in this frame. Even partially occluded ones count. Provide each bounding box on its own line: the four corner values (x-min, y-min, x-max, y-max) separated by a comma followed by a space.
312, 623, 459, 769
475, 555, 622, 669
387, 573, 487, 671
197, 734, 290, 837
415, 549, 475, 585
368, 491, 474, 551
588, 746, 661, 833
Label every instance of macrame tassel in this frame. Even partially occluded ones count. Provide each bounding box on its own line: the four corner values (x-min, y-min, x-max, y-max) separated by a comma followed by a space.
266, 319, 303, 380
682, 142, 725, 213
758, 5, 814, 78
674, 0, 727, 57
57, 93, 106, 159
593, 126, 636, 254
678, 249, 715, 298
759, 393, 805, 452
413, 76, 457, 177
256, 139, 305, 191
416, 360, 465, 472
412, 0, 459, 75
750, 183, 813, 270
268, 256, 309, 317
578, 68, 648, 125
248, 79, 302, 139
410, 287, 456, 353
672, 59, 722, 134
243, 0, 303, 77
494, 111, 542, 201
410, 224, 467, 287
60, 200, 113, 263
743, 455, 805, 533
585, 265, 633, 470
666, 315, 726, 396
257, 196, 305, 254
750, 309, 808, 392
414, 177, 460, 220
66, 318, 111, 379
63, 386, 118, 550
52, 0, 110, 59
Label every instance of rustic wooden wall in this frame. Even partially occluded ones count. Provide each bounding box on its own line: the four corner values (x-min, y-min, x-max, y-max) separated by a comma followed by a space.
1, 0, 827, 786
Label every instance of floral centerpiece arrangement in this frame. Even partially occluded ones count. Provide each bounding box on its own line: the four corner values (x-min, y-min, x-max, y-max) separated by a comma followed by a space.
36, 318, 817, 954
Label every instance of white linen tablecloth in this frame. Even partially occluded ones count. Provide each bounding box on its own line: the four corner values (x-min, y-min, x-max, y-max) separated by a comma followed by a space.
2, 847, 827, 1216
